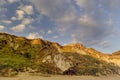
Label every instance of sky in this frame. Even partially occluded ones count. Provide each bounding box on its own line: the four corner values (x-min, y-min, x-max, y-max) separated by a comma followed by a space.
0, 0, 120, 53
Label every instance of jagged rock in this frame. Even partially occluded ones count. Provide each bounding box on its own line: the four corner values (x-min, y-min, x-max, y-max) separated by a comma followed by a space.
42, 53, 73, 71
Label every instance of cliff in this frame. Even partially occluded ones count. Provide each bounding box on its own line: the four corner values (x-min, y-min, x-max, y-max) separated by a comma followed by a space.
0, 32, 120, 76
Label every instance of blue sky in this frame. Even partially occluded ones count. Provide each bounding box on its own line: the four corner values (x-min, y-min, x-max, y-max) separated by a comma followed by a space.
0, 0, 120, 53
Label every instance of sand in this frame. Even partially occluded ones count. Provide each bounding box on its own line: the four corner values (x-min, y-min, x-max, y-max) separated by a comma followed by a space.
0, 73, 120, 80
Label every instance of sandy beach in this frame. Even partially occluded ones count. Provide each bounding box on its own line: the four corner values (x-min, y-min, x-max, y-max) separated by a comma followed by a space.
0, 73, 120, 80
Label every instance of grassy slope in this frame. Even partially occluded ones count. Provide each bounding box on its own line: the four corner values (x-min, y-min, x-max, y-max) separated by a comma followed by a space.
0, 33, 119, 76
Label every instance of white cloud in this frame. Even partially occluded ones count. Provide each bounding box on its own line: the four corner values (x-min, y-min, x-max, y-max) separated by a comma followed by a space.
11, 5, 34, 21
47, 30, 52, 34
20, 5, 34, 15
11, 16, 17, 21
58, 13, 76, 23
0, 25, 5, 30
14, 10, 25, 20
0, 20, 12, 24
53, 36, 58, 39
27, 32, 43, 39
76, 0, 87, 7
75, 0, 95, 12
22, 18, 34, 25
11, 24, 25, 32
56, 27, 67, 32
11, 18, 35, 32
79, 15, 95, 25
7, 0, 19, 3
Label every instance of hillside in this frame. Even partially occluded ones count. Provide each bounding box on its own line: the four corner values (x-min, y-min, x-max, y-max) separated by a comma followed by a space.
112, 50, 120, 55
0, 32, 120, 76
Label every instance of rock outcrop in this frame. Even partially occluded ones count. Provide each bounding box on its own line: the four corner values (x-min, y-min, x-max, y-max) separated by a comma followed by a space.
0, 32, 120, 76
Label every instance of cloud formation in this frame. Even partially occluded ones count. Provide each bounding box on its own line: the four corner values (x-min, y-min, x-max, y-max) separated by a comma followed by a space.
0, 25, 5, 30
21, 18, 34, 25
47, 30, 52, 34
7, 0, 20, 3
0, 20, 12, 24
12, 10, 25, 20
11, 24, 25, 32
19, 5, 34, 15
30, 0, 118, 46
30, 0, 77, 30
27, 32, 43, 39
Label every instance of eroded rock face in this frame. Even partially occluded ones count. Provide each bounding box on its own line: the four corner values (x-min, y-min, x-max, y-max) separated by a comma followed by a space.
31, 39, 44, 45
58, 43, 120, 67
42, 53, 73, 71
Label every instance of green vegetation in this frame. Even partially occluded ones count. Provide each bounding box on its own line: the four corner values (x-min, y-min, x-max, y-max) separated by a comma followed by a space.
62, 53, 120, 76
0, 35, 41, 76
0, 33, 120, 76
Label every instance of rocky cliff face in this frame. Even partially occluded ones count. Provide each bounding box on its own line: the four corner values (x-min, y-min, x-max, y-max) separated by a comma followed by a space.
0, 32, 120, 76
52, 42, 120, 67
